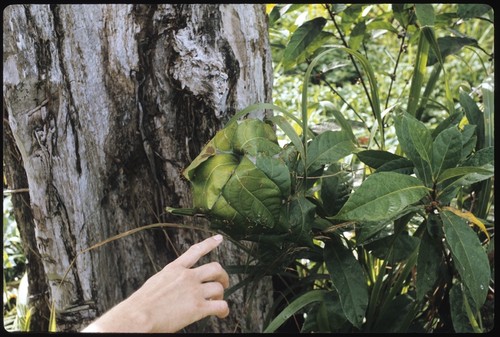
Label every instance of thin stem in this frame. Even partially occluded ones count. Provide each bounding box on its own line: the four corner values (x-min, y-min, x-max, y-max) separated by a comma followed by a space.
324, 4, 375, 116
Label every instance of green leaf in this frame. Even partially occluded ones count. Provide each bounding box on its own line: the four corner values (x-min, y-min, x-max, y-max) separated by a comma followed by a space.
372, 294, 415, 332
395, 113, 433, 185
285, 195, 316, 242
324, 237, 368, 328
441, 210, 490, 310
233, 119, 281, 156
460, 90, 485, 150
255, 154, 291, 197
283, 17, 327, 69
190, 154, 239, 210
222, 156, 282, 229
356, 150, 406, 169
415, 4, 435, 27
460, 124, 477, 160
457, 4, 492, 20
462, 146, 494, 167
431, 126, 462, 180
427, 36, 478, 66
436, 166, 493, 185
377, 158, 415, 174
320, 101, 357, 144
367, 232, 420, 264
320, 163, 352, 217
348, 21, 366, 51
416, 230, 443, 301
333, 172, 429, 222
449, 284, 478, 333
263, 290, 328, 333
306, 130, 355, 174
432, 111, 463, 138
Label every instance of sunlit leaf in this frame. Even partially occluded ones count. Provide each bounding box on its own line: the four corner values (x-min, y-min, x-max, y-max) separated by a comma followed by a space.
333, 172, 429, 222
223, 156, 282, 229
283, 17, 327, 69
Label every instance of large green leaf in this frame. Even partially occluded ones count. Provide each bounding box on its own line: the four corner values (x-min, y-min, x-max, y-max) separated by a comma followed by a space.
255, 154, 291, 197
441, 210, 490, 310
306, 130, 355, 174
449, 284, 477, 333
431, 126, 462, 180
233, 119, 281, 156
416, 230, 443, 301
191, 154, 239, 210
222, 156, 282, 229
333, 172, 429, 222
436, 166, 494, 185
324, 237, 368, 329
395, 113, 433, 186
283, 17, 327, 69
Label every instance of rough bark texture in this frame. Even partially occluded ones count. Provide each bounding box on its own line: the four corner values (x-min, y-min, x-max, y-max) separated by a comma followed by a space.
3, 4, 273, 332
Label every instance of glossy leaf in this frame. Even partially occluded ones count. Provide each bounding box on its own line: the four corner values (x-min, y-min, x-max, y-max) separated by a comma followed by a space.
324, 238, 368, 328
333, 172, 429, 222
441, 210, 490, 310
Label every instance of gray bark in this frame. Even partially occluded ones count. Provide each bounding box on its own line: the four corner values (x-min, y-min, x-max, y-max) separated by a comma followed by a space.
3, 4, 273, 332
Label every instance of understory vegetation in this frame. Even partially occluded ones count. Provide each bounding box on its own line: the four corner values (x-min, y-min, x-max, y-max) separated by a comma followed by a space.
4, 3, 494, 333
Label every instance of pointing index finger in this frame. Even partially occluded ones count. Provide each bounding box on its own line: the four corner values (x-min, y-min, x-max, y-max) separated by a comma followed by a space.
175, 234, 224, 268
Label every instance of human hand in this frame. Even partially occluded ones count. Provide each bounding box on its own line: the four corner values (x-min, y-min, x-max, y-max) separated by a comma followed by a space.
82, 234, 229, 333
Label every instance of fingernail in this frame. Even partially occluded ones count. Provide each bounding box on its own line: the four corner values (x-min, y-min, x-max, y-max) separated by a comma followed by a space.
213, 234, 223, 241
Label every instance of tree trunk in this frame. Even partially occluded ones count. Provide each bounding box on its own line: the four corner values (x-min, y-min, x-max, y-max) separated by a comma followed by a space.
3, 4, 273, 332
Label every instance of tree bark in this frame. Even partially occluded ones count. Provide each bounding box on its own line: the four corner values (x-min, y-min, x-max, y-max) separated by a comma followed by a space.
3, 4, 273, 332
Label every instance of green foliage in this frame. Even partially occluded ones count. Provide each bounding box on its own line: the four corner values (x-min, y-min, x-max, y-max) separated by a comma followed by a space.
173, 3, 494, 333
3, 195, 31, 331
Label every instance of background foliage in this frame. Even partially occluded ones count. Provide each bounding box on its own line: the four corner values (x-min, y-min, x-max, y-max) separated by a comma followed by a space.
4, 3, 494, 333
